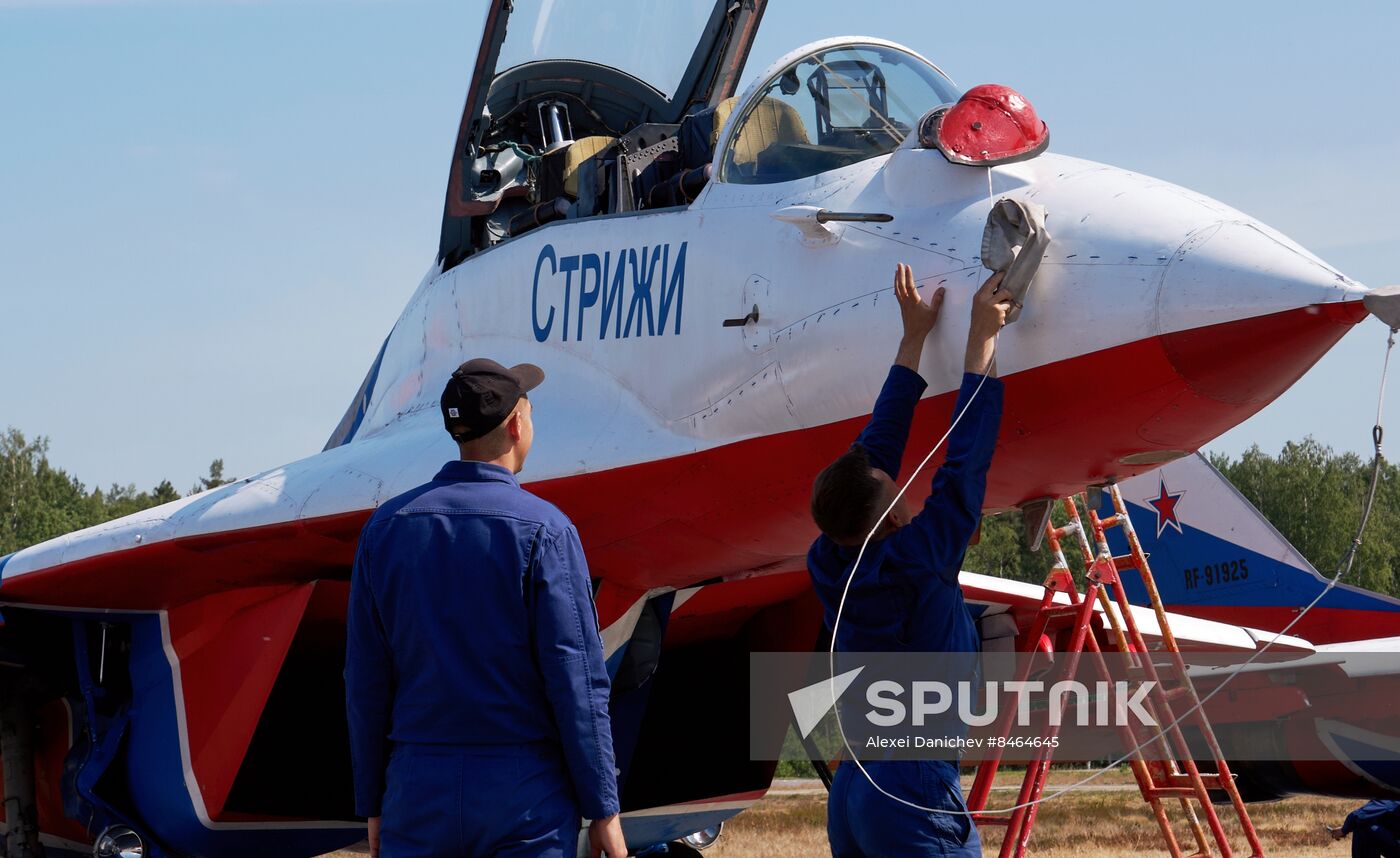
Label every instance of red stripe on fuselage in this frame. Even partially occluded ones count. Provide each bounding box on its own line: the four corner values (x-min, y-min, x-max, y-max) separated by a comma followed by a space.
1, 303, 1364, 606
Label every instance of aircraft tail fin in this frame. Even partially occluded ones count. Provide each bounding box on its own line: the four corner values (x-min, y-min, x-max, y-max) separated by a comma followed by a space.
1101, 453, 1400, 645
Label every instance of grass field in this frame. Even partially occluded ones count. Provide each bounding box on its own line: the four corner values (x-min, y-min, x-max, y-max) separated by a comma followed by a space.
325, 771, 1361, 856
702, 773, 1357, 857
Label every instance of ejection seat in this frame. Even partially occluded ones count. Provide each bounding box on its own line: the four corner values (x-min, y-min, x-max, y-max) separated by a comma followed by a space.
648, 95, 812, 207
563, 135, 618, 214
508, 134, 618, 236
713, 95, 811, 182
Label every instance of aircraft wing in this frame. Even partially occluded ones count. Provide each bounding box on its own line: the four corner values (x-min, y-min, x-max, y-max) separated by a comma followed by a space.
960, 570, 1314, 655
0, 413, 453, 609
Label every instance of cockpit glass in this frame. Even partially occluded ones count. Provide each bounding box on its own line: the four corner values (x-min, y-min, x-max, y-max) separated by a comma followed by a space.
720, 44, 960, 185
497, 0, 714, 98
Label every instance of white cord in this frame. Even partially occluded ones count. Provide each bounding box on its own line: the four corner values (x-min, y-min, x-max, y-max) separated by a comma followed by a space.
826, 323, 1396, 817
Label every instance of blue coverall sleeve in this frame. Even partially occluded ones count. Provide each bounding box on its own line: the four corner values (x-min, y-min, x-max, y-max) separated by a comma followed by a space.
853, 365, 929, 479
1343, 800, 1400, 835
532, 525, 621, 820
890, 372, 1004, 584
345, 527, 395, 818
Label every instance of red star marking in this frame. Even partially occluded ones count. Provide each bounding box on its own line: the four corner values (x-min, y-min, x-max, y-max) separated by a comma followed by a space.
1146, 478, 1185, 537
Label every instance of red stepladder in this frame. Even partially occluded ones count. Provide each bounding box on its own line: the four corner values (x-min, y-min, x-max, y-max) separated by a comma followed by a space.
966, 490, 1266, 858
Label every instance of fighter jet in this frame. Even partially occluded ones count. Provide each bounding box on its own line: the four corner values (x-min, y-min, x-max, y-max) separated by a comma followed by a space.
0, 1, 1393, 855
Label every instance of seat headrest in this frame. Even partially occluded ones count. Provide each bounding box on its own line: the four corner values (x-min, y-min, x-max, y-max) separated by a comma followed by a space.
562, 136, 618, 198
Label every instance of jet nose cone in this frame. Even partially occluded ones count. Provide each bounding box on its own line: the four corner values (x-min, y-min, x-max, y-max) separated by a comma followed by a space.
1157, 220, 1365, 332
1155, 220, 1367, 408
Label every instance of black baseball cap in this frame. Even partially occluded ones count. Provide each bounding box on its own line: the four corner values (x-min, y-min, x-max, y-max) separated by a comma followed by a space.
440, 358, 545, 442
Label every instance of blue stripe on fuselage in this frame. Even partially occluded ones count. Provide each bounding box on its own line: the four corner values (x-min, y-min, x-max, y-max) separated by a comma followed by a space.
1321, 727, 1400, 792
323, 332, 393, 451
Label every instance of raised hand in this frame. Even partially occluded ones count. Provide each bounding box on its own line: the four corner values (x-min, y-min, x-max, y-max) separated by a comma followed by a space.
895, 262, 946, 342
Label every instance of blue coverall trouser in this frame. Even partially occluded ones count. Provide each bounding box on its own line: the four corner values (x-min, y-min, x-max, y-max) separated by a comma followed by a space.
1355, 823, 1400, 858
828, 759, 981, 857
379, 745, 579, 858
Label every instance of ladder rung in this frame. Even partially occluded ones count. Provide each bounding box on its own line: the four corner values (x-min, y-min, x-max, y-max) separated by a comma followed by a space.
1125, 669, 1187, 688
1162, 773, 1226, 790
1143, 786, 1205, 799
1129, 683, 1193, 702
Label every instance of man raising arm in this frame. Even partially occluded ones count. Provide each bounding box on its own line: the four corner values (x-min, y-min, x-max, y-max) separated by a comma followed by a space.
808, 264, 1011, 857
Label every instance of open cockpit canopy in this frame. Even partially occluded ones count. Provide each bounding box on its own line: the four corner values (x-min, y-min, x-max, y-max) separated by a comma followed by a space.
438, 0, 765, 267
434, 9, 963, 272
497, 1, 723, 108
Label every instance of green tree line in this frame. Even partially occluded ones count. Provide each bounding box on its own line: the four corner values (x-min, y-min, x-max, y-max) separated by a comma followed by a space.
0, 427, 230, 557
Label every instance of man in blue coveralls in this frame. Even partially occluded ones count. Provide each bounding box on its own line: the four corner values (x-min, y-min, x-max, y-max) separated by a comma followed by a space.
808, 263, 1011, 857
346, 359, 627, 858
1330, 800, 1400, 856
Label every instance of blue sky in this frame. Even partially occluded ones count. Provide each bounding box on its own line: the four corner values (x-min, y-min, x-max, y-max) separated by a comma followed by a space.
2, 1, 1398, 492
